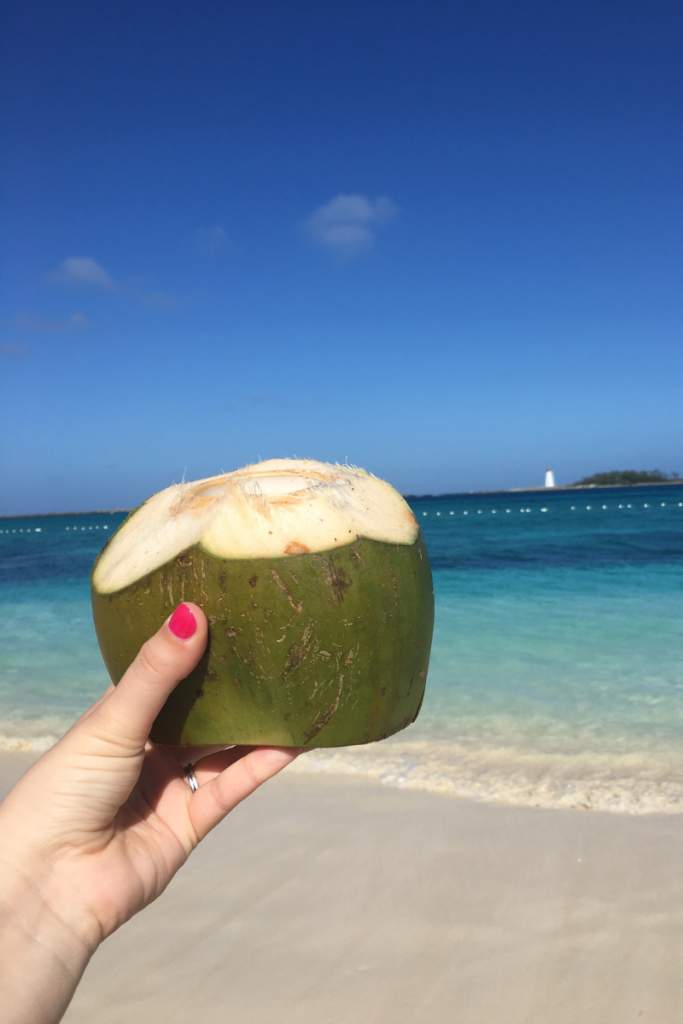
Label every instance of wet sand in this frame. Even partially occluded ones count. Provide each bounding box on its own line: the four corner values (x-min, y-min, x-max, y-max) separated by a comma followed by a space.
2, 754, 683, 1023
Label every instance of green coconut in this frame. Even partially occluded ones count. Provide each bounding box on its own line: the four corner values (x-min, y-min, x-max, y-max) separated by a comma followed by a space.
91, 459, 434, 748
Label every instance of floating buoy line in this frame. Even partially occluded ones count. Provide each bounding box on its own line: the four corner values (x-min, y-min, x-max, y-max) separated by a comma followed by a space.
0, 524, 110, 534
2, 502, 683, 533
416, 501, 683, 518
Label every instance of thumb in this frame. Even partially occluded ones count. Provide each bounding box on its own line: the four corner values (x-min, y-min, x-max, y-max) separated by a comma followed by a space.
86, 603, 208, 750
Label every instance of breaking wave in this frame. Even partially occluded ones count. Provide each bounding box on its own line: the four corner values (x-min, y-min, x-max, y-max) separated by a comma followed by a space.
3, 719, 683, 814
0, 716, 71, 753
0, 734, 58, 753
289, 736, 683, 815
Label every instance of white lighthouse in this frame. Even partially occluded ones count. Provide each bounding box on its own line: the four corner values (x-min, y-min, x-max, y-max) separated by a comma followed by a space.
545, 468, 556, 488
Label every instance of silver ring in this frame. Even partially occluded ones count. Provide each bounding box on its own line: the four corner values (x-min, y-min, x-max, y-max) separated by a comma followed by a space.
184, 763, 199, 793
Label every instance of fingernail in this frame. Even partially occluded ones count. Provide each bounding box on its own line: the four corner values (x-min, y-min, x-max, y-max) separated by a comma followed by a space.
168, 603, 197, 640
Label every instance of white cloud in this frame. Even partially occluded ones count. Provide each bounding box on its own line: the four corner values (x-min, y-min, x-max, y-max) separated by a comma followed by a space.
196, 225, 230, 255
304, 194, 398, 257
140, 291, 177, 307
0, 342, 28, 359
47, 257, 116, 289
15, 312, 95, 333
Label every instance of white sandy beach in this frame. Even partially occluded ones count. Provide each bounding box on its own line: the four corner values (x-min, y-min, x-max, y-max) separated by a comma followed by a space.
3, 753, 683, 1022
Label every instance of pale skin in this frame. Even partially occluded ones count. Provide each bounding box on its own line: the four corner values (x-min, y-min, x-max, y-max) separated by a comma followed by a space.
0, 603, 299, 1024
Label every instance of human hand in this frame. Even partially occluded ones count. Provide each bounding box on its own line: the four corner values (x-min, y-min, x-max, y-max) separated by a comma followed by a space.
0, 603, 299, 1024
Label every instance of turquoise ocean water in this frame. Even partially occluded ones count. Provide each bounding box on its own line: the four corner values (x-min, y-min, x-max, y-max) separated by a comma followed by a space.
2, 485, 683, 813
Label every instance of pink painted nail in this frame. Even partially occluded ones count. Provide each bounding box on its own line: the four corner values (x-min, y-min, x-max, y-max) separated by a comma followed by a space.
168, 603, 197, 640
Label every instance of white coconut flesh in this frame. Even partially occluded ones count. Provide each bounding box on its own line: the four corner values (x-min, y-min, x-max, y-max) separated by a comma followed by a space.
93, 459, 419, 595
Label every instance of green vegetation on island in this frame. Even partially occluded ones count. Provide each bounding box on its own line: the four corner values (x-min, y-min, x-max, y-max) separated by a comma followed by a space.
571, 470, 680, 487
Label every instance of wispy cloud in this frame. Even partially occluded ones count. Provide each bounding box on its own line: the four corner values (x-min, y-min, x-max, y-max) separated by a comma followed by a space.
15, 312, 95, 333
47, 257, 116, 290
303, 194, 398, 258
249, 394, 284, 406
0, 342, 29, 360
139, 290, 177, 307
196, 225, 230, 255
45, 257, 180, 306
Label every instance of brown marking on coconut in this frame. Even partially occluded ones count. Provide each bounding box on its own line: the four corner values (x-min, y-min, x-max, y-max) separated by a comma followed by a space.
285, 541, 309, 555
304, 675, 344, 744
350, 546, 366, 566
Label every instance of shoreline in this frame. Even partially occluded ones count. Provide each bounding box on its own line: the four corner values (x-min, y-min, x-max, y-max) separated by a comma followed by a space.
2, 759, 679, 1024
5, 730, 683, 815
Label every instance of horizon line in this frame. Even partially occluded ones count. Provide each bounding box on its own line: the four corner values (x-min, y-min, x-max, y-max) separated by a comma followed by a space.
3, 480, 683, 519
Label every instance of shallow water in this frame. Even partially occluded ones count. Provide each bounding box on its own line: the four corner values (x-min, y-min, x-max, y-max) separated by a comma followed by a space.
2, 486, 683, 812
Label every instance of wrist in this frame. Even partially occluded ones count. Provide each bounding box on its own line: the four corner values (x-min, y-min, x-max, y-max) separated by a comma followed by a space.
0, 857, 97, 1024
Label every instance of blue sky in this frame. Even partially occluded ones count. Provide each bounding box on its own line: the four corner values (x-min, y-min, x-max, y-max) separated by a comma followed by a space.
1, 0, 682, 514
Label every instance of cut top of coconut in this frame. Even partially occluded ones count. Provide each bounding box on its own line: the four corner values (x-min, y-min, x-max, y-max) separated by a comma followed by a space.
92, 459, 420, 594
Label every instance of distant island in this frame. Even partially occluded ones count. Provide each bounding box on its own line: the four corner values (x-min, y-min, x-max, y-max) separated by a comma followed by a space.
402, 467, 683, 500
570, 470, 680, 487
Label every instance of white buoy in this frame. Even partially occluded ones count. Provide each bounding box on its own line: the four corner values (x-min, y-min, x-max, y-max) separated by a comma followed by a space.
545, 468, 555, 488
